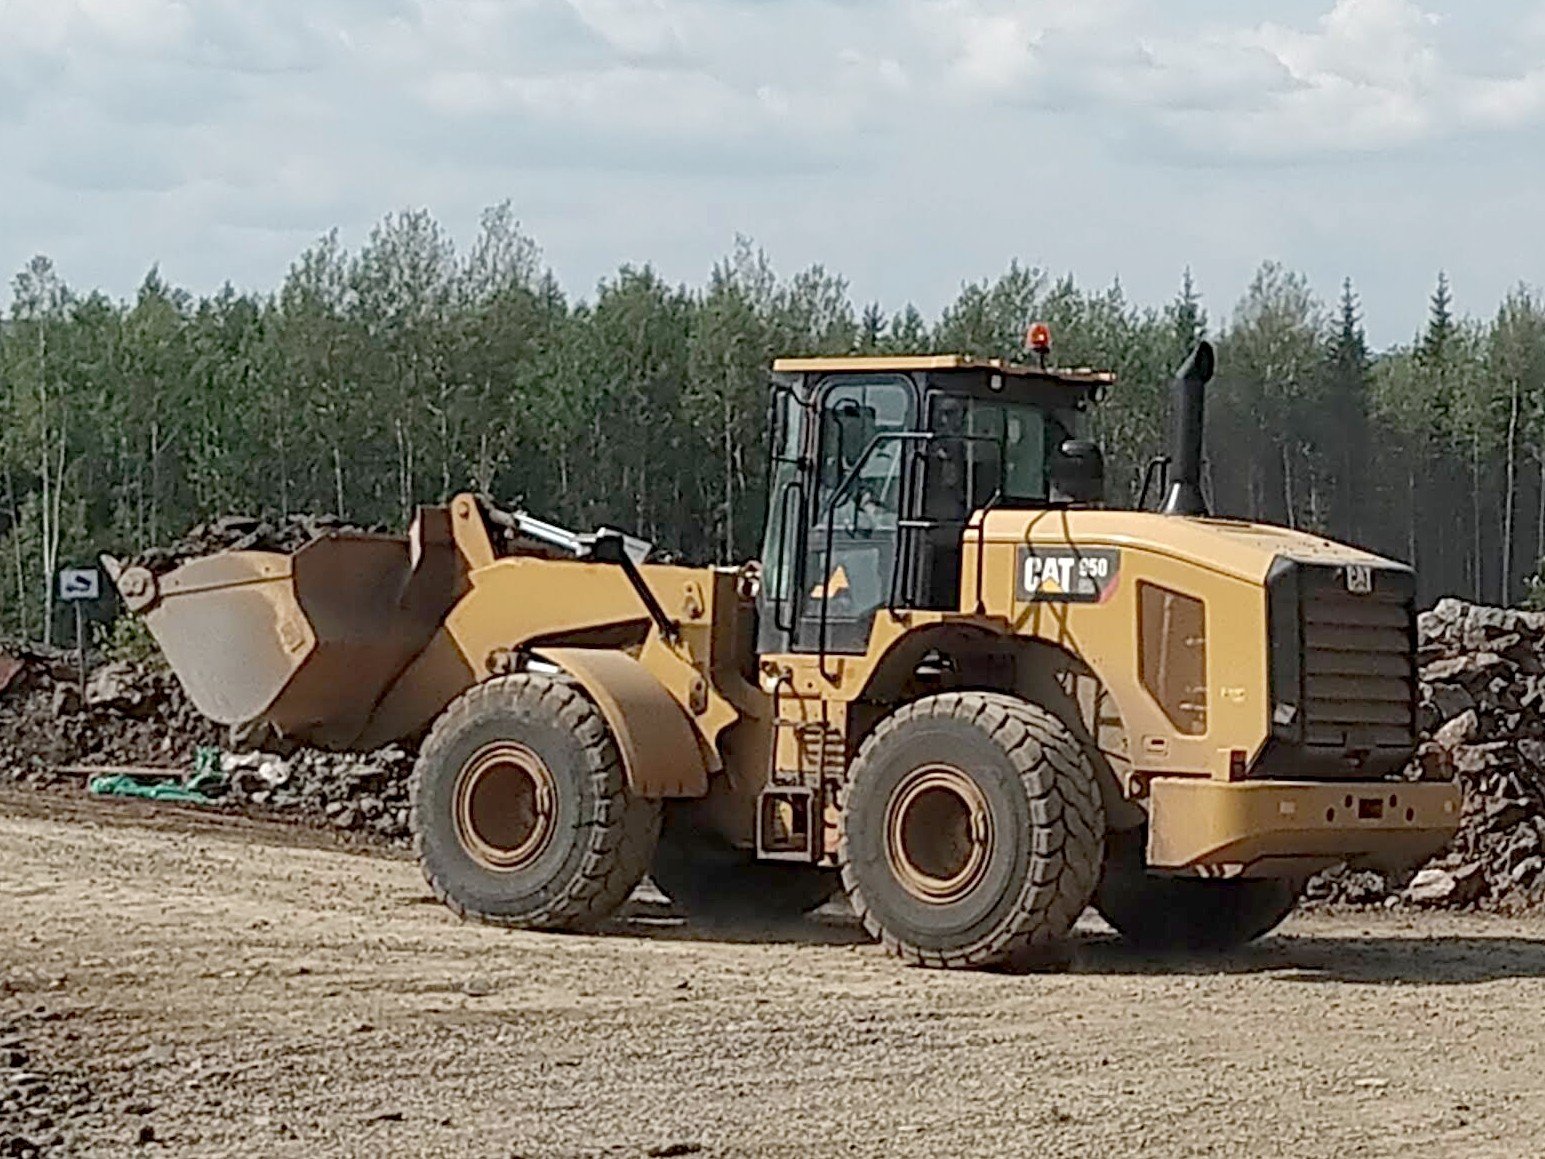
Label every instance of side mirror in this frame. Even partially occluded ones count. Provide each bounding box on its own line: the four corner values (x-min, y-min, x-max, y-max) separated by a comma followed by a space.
1049, 439, 1104, 506
821, 399, 875, 490
587, 529, 628, 564
832, 401, 876, 465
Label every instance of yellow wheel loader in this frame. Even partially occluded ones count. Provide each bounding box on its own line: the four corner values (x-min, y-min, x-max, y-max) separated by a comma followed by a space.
106, 338, 1460, 968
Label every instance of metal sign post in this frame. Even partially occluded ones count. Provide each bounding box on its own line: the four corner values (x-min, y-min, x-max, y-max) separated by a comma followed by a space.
59, 566, 101, 695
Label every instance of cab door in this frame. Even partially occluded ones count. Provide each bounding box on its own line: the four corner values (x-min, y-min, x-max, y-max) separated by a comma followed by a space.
790, 375, 918, 655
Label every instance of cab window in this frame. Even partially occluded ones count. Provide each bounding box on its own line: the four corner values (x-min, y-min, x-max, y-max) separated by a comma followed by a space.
932, 394, 1076, 505
815, 377, 915, 528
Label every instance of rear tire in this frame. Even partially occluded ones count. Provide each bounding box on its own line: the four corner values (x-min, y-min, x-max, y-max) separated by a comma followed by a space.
839, 692, 1104, 969
1094, 828, 1300, 952
410, 673, 660, 931
650, 807, 839, 921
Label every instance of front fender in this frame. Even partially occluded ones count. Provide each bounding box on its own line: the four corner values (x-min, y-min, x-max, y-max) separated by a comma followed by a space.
533, 647, 710, 798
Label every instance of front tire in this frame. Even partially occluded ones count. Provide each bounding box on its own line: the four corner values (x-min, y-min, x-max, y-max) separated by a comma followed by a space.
839, 692, 1104, 969
410, 673, 660, 931
1094, 828, 1300, 952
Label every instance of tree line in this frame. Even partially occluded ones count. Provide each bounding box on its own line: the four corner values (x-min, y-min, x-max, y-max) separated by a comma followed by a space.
2, 202, 1542, 643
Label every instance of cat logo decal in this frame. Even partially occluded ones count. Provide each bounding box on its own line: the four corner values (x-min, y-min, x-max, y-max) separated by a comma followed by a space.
1017, 547, 1121, 604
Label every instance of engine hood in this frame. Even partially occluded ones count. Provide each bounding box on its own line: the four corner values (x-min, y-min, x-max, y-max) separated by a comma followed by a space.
978, 508, 1408, 587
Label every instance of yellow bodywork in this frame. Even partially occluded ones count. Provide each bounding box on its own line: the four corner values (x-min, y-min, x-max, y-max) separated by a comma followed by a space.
107, 495, 759, 798
747, 506, 1459, 877
1146, 778, 1457, 876
111, 490, 1459, 881
969, 507, 1389, 782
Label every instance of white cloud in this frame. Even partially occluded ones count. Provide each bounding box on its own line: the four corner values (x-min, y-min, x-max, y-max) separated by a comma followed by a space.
892, 0, 1545, 158
0, 0, 194, 55
947, 9, 1040, 94
10, 1, 1539, 184
1154, 0, 1545, 156
3, 0, 1545, 344
1259, 0, 1441, 91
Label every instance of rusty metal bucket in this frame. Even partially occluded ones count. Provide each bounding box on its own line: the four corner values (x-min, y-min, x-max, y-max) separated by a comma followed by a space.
104, 513, 461, 750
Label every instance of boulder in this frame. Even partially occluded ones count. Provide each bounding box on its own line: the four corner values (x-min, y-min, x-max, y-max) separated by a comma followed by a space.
1425, 683, 1476, 723
1430, 709, 1478, 751
1405, 864, 1485, 906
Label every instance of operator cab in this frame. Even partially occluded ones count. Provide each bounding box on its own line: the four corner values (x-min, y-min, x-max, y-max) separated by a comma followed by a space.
756, 349, 1114, 656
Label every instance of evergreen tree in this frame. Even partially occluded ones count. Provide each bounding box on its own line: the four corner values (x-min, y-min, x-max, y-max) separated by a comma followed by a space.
4, 210, 1545, 633
1421, 271, 1455, 367
1322, 279, 1371, 541
1169, 267, 1206, 355
858, 303, 886, 352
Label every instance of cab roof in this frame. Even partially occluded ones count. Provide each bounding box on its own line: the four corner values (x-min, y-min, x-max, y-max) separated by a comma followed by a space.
770, 354, 1116, 388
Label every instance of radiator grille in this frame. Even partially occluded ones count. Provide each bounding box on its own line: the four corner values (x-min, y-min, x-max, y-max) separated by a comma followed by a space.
1262, 557, 1417, 778
1300, 587, 1416, 751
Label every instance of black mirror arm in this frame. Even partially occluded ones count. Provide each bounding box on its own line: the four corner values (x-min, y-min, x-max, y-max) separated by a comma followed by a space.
591, 530, 680, 643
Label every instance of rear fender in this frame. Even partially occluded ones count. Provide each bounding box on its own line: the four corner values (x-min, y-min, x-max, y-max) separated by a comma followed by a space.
534, 647, 710, 799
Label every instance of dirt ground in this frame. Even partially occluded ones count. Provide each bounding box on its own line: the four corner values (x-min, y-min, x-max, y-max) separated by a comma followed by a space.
5, 790, 1545, 1158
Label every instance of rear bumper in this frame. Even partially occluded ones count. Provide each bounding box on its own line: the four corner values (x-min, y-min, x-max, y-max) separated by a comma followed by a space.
1146, 777, 1460, 878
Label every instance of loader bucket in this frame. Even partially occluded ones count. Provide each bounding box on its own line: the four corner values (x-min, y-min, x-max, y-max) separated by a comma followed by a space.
105, 518, 462, 750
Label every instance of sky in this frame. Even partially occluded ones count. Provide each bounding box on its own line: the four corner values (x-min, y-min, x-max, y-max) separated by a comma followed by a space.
3, 0, 1545, 347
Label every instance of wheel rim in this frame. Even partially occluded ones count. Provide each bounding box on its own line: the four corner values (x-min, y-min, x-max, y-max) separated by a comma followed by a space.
884, 764, 993, 903
453, 742, 557, 872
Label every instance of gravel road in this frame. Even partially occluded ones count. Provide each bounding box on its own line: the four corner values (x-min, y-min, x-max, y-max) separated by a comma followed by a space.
4, 789, 1545, 1158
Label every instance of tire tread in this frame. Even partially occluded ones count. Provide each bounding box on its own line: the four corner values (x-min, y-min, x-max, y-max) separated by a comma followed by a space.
410, 674, 659, 932
838, 691, 1104, 969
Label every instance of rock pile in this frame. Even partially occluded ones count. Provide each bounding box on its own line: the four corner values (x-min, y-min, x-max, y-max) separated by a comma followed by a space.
220, 746, 414, 841
3, 502, 434, 845
127, 512, 373, 575
1307, 598, 1545, 909
1399, 599, 1545, 907
0, 655, 220, 779
0, 654, 415, 845
124, 498, 544, 576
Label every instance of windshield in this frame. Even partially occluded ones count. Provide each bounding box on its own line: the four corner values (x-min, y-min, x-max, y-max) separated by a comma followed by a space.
932, 394, 1078, 505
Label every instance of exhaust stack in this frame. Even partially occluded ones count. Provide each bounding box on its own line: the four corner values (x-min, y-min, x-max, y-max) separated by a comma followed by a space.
1160, 341, 1215, 517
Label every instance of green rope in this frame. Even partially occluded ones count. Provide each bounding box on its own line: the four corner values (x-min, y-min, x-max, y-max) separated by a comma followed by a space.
87, 774, 213, 804
87, 746, 228, 804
